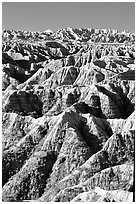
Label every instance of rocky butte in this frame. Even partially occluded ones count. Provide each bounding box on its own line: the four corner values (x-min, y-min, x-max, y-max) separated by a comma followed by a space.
2, 27, 135, 202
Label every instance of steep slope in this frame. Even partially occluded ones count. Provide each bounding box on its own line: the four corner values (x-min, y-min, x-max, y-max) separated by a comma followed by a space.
2, 28, 135, 202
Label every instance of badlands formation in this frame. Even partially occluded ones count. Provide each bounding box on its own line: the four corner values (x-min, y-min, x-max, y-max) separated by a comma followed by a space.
2, 28, 135, 202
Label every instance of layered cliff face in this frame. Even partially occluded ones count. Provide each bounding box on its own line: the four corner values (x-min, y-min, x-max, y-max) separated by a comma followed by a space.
2, 28, 135, 202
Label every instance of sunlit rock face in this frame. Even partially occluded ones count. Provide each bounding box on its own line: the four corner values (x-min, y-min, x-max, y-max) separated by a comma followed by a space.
2, 28, 135, 202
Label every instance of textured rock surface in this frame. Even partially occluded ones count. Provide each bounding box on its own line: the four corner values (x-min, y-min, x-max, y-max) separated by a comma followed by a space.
2, 28, 135, 202
70, 187, 133, 202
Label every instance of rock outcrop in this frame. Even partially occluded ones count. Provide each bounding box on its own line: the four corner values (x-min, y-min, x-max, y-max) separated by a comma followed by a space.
2, 28, 135, 202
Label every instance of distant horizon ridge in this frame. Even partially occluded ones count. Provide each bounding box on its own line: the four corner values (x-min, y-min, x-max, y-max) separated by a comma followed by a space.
2, 27, 134, 34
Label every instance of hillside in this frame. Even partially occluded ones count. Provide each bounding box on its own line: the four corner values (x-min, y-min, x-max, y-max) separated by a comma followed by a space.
2, 27, 135, 202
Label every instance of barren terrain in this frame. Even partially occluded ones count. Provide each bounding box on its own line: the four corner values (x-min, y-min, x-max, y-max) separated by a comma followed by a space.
2, 28, 135, 202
